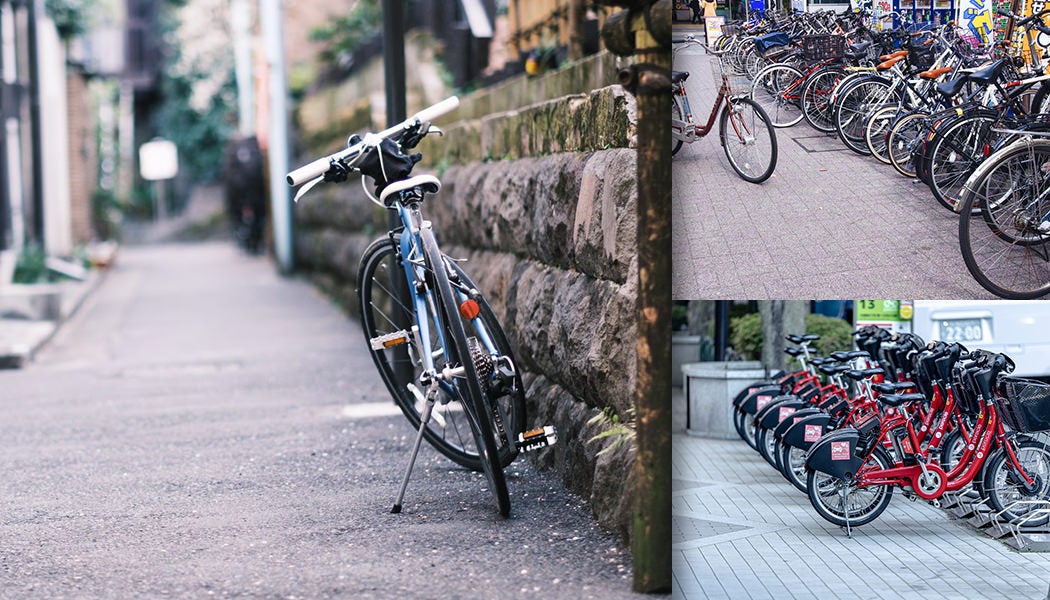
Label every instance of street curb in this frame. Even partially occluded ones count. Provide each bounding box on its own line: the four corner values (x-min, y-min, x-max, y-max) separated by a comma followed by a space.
0, 266, 109, 368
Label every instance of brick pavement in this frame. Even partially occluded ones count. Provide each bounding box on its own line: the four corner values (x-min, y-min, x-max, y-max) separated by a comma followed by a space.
673, 431, 1050, 599
671, 26, 995, 299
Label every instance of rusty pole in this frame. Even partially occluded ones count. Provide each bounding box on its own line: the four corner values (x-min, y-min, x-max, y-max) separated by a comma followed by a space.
600, 0, 671, 593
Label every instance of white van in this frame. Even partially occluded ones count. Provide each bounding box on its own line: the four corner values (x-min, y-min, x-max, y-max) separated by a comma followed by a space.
908, 301, 1050, 378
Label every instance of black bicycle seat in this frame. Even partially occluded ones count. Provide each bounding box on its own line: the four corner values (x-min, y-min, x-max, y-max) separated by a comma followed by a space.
672, 71, 690, 84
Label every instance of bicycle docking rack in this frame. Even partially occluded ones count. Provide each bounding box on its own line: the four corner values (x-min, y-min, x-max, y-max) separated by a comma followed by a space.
939, 491, 1050, 550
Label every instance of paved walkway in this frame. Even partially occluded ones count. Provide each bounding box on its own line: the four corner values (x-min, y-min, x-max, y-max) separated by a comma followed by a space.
673, 432, 1050, 599
0, 242, 638, 598
671, 26, 994, 299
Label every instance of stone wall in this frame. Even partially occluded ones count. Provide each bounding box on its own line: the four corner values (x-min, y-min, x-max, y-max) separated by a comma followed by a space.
293, 52, 639, 543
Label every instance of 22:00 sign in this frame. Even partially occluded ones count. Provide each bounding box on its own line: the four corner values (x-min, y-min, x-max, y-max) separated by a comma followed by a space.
939, 319, 983, 342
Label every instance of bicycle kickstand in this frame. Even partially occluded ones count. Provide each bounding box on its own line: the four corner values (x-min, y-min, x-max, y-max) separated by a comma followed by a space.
391, 377, 440, 514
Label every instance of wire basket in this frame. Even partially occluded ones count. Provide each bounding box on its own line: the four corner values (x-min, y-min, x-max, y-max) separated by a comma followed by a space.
802, 34, 845, 61
995, 377, 1050, 433
710, 54, 753, 95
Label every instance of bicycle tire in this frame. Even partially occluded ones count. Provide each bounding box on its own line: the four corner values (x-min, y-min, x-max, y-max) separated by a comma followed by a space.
887, 110, 928, 178
779, 441, 809, 493
733, 407, 750, 443
864, 104, 899, 164
751, 64, 805, 128
958, 139, 1050, 299
672, 93, 684, 157
801, 66, 845, 133
982, 438, 1050, 527
720, 96, 778, 184
834, 78, 898, 155
807, 445, 894, 528
926, 113, 997, 212
358, 237, 492, 471
421, 228, 510, 517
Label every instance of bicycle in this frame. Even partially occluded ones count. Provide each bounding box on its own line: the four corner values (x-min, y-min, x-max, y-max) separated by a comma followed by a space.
957, 130, 1050, 298
286, 97, 556, 517
672, 35, 778, 184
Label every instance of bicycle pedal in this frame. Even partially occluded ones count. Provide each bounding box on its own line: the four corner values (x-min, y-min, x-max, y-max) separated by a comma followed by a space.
517, 426, 557, 452
370, 330, 412, 351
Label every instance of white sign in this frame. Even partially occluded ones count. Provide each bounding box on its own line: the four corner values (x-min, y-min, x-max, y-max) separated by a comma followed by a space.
139, 139, 179, 181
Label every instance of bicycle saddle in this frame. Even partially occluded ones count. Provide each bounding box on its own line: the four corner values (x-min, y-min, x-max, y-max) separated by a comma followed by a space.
936, 76, 968, 98
379, 174, 442, 206
672, 71, 689, 84
878, 392, 926, 408
966, 59, 1008, 85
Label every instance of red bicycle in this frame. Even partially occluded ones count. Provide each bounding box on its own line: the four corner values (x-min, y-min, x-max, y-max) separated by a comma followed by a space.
672, 35, 778, 184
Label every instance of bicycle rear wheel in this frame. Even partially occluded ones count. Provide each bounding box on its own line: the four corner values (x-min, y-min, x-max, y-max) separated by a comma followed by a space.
958, 140, 1050, 299
421, 228, 510, 517
359, 237, 493, 471
720, 97, 778, 184
807, 446, 893, 528
672, 93, 684, 157
926, 113, 997, 211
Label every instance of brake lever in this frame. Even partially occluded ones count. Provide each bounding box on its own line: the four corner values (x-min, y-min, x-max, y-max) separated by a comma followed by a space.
293, 176, 324, 203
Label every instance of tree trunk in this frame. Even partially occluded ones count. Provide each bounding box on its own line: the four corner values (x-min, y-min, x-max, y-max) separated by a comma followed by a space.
631, 11, 671, 597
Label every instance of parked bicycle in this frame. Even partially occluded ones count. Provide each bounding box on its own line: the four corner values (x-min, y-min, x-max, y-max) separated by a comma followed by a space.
286, 97, 556, 517
672, 35, 778, 184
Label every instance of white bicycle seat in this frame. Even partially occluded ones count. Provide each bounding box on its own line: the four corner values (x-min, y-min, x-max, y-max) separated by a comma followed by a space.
379, 174, 442, 205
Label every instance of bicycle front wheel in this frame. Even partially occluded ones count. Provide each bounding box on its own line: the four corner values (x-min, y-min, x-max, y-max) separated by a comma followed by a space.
750, 64, 805, 128
421, 228, 511, 517
720, 97, 778, 184
958, 140, 1050, 299
358, 237, 493, 471
982, 438, 1050, 527
887, 111, 928, 178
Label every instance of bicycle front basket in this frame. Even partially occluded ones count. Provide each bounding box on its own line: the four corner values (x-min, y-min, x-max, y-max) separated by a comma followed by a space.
995, 377, 1050, 433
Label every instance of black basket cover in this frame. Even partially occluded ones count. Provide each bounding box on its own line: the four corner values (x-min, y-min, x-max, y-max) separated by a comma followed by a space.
359, 138, 422, 193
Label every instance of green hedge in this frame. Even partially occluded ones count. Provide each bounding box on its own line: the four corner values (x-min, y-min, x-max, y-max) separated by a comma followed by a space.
728, 313, 853, 361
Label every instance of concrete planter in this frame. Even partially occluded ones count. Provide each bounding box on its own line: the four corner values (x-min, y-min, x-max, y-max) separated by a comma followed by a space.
671, 334, 700, 387
683, 361, 766, 439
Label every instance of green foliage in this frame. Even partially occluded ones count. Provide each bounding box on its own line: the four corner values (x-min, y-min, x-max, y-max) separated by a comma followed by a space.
152, 61, 236, 184
45, 0, 95, 41
672, 303, 689, 332
309, 0, 382, 68
728, 311, 854, 361
729, 312, 762, 360
12, 245, 50, 284
587, 406, 636, 457
804, 313, 854, 356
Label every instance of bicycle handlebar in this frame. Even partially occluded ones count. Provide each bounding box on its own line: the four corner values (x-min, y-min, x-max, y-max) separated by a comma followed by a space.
286, 96, 460, 186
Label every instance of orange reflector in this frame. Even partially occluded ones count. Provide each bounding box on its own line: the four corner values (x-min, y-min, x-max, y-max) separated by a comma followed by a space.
459, 299, 480, 320
383, 337, 408, 348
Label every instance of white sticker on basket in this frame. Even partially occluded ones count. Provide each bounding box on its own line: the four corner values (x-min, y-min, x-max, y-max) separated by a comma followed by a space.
756, 395, 772, 410
805, 425, 822, 442
778, 407, 796, 422
831, 441, 850, 461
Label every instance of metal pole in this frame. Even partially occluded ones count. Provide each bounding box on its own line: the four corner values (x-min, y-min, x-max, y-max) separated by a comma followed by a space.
382, 0, 407, 125
714, 300, 729, 361
25, 0, 44, 248
260, 0, 292, 273
233, 0, 255, 136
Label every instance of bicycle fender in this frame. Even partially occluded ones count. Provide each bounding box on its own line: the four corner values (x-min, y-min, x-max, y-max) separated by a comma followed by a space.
753, 396, 798, 425
805, 427, 863, 481
736, 385, 783, 414
781, 412, 833, 449
732, 381, 775, 408
758, 399, 808, 431
773, 407, 824, 442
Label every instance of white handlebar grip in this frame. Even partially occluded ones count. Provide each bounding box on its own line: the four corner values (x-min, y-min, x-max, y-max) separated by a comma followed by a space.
412, 96, 460, 124
286, 155, 332, 186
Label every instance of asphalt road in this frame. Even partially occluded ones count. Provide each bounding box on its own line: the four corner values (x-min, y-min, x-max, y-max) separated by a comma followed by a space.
0, 242, 637, 598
